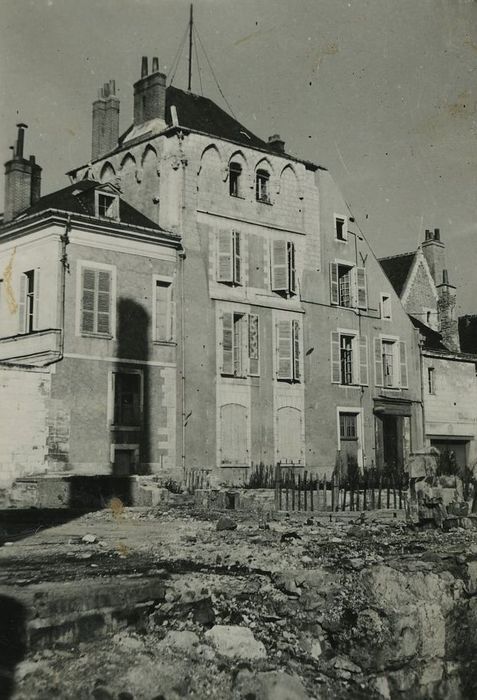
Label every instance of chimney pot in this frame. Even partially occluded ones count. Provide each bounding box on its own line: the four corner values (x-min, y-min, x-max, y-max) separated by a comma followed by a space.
152, 57, 159, 73
141, 56, 148, 78
434, 228, 440, 241
442, 269, 449, 284
91, 80, 120, 160
4, 124, 41, 221
268, 133, 285, 153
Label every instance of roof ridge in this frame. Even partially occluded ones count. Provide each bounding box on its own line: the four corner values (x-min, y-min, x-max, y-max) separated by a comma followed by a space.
379, 250, 416, 261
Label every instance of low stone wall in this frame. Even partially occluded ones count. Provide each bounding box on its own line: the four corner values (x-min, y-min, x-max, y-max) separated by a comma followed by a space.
194, 488, 276, 513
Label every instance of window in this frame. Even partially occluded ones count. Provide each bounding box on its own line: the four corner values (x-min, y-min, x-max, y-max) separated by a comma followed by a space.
154, 279, 174, 342
113, 372, 142, 427
331, 331, 368, 386
340, 335, 354, 385
330, 262, 367, 310
256, 169, 270, 203
96, 192, 119, 220
276, 319, 301, 382
229, 162, 242, 197
221, 311, 259, 377
80, 267, 112, 336
271, 240, 296, 296
340, 412, 357, 439
428, 367, 435, 394
380, 294, 392, 320
217, 229, 242, 285
335, 215, 347, 241
374, 337, 408, 389
18, 269, 38, 334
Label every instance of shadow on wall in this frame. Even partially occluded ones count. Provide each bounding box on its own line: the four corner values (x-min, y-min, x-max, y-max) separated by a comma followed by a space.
0, 596, 26, 699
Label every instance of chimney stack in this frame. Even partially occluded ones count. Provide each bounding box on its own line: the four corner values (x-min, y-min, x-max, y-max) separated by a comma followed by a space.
133, 56, 166, 126
268, 134, 285, 153
92, 79, 120, 160
421, 226, 445, 286
3, 124, 42, 223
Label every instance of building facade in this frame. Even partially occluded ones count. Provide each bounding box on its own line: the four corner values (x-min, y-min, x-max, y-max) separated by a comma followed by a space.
380, 230, 477, 470
66, 58, 424, 481
0, 125, 181, 492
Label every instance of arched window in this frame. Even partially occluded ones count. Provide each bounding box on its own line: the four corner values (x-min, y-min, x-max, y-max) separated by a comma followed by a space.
256, 169, 270, 203
229, 162, 242, 197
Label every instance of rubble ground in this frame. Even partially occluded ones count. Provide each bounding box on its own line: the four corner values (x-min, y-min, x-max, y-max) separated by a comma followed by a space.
1, 504, 477, 699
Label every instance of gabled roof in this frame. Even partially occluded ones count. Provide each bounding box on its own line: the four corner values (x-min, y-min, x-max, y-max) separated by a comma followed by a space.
10, 179, 164, 232
409, 315, 448, 351
378, 252, 417, 297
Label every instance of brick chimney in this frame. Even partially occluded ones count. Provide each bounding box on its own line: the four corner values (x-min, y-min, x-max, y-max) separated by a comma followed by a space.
422, 228, 445, 287
268, 134, 285, 153
133, 56, 166, 126
92, 79, 120, 160
3, 124, 42, 223
421, 228, 460, 351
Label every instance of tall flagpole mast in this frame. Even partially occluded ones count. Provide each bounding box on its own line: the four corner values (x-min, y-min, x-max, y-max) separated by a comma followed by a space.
187, 4, 193, 91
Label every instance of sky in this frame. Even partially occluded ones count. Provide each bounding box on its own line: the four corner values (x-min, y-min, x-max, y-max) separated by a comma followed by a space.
0, 0, 476, 313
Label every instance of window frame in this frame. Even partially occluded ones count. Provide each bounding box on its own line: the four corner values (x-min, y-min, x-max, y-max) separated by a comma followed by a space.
95, 190, 119, 221
76, 260, 117, 339
228, 161, 243, 198
217, 229, 242, 286
334, 213, 348, 242
427, 366, 435, 394
152, 275, 175, 344
380, 293, 392, 321
255, 168, 271, 204
220, 310, 259, 378
271, 239, 297, 297
108, 368, 144, 430
276, 317, 302, 383
336, 407, 364, 467
374, 335, 408, 389
18, 269, 39, 334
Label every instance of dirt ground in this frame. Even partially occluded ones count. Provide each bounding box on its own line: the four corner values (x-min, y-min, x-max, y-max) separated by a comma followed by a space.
1, 504, 477, 699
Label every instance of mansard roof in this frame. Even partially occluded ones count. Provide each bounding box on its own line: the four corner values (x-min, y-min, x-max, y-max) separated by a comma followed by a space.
378, 252, 417, 297
10, 179, 165, 233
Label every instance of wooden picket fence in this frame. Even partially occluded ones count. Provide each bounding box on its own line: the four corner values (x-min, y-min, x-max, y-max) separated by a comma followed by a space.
274, 466, 408, 513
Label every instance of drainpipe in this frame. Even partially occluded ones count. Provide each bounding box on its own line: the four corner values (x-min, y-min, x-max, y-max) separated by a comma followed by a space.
418, 334, 426, 451
54, 215, 70, 363
176, 130, 188, 475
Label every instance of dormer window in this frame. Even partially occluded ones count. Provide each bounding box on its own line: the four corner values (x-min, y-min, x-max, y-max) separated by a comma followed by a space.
96, 191, 119, 221
256, 169, 271, 203
229, 162, 242, 197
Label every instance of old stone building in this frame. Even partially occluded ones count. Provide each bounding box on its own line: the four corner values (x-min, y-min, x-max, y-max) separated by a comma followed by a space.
0, 125, 181, 494
380, 231, 477, 469
64, 58, 424, 481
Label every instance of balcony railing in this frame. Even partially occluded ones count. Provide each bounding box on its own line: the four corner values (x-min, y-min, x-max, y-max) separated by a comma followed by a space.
0, 329, 62, 367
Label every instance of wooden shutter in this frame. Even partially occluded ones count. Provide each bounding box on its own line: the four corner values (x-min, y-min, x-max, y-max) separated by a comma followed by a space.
271, 240, 289, 292
374, 337, 383, 387
355, 267, 367, 309
248, 314, 259, 376
277, 320, 292, 380
168, 282, 175, 341
155, 281, 169, 341
399, 340, 408, 389
33, 269, 40, 330
81, 268, 95, 333
97, 270, 111, 334
18, 273, 26, 333
233, 230, 242, 285
292, 319, 300, 380
331, 331, 341, 383
221, 312, 233, 375
217, 230, 233, 282
359, 335, 369, 386
330, 262, 339, 305
220, 403, 248, 465
288, 242, 296, 295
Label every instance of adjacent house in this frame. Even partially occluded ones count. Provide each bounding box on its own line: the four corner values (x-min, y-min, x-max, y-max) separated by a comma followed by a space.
0, 124, 181, 493
379, 230, 477, 470
66, 58, 424, 482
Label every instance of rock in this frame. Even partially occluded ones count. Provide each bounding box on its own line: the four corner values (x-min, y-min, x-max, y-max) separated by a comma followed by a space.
332, 656, 362, 674
162, 630, 199, 652
373, 675, 391, 699
348, 557, 365, 570
113, 632, 144, 651
256, 671, 309, 700
118, 693, 134, 700
310, 640, 322, 659
82, 533, 97, 544
273, 572, 301, 597
91, 686, 114, 700
280, 531, 301, 542
216, 516, 237, 531
205, 625, 267, 660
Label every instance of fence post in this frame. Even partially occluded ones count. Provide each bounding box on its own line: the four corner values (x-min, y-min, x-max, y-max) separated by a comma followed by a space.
303, 471, 308, 511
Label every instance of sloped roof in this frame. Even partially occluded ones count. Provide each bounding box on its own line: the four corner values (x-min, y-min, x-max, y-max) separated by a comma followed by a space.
378, 252, 416, 297
13, 179, 164, 232
409, 315, 448, 351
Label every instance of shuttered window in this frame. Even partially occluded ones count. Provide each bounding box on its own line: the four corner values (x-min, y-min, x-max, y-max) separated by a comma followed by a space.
217, 230, 242, 285
276, 319, 301, 382
374, 337, 383, 387
331, 332, 368, 386
355, 267, 368, 310
221, 311, 259, 377
399, 341, 408, 389
81, 267, 112, 336
330, 262, 367, 310
374, 337, 407, 388
154, 280, 175, 342
271, 240, 296, 296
